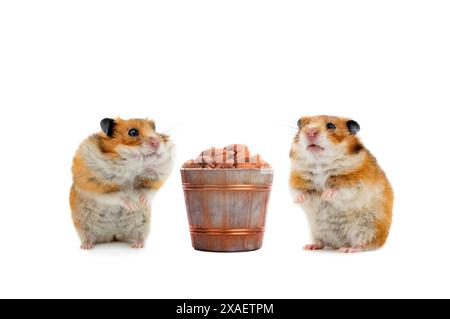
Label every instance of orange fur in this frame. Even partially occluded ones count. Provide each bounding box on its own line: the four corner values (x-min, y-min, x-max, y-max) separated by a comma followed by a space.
72, 155, 121, 194
98, 118, 156, 154
327, 153, 379, 188
369, 178, 394, 248
69, 186, 80, 229
289, 171, 317, 193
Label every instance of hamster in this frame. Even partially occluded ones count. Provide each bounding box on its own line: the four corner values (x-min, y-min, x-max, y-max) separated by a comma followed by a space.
289, 115, 393, 253
70, 117, 174, 249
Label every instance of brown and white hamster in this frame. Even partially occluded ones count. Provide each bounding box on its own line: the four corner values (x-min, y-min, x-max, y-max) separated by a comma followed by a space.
289, 115, 393, 253
70, 118, 174, 249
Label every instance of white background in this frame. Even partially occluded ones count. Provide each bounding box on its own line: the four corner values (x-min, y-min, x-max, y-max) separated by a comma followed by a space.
0, 1, 449, 299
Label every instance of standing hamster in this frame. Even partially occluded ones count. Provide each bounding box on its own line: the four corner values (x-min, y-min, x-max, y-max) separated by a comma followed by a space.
289, 115, 393, 253
70, 118, 174, 249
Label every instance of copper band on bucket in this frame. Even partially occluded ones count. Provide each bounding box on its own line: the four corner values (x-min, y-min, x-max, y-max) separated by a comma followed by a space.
182, 183, 272, 191
190, 226, 265, 236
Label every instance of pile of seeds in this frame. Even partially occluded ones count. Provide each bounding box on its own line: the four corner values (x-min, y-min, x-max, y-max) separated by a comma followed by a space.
183, 144, 271, 169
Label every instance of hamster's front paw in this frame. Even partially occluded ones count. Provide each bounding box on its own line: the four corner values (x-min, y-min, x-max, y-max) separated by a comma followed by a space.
292, 190, 307, 204
80, 242, 94, 250
122, 195, 149, 212
322, 188, 338, 201
294, 193, 306, 204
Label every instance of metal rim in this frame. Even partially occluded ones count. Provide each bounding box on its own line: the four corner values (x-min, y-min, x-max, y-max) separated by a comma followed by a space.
182, 183, 272, 191
190, 226, 265, 236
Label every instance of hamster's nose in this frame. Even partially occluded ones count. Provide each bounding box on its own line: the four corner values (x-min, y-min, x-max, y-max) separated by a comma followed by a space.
306, 128, 319, 139
147, 137, 160, 148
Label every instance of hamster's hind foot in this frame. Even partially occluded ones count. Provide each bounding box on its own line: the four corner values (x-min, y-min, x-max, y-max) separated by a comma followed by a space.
338, 247, 363, 254
80, 242, 94, 250
303, 244, 324, 251
132, 239, 145, 249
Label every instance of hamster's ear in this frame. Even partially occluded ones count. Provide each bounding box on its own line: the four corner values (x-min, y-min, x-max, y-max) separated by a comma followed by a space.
100, 118, 116, 137
148, 119, 156, 131
297, 118, 302, 129
346, 120, 360, 135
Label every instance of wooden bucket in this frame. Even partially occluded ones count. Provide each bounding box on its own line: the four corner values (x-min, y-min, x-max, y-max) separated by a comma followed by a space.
180, 168, 273, 252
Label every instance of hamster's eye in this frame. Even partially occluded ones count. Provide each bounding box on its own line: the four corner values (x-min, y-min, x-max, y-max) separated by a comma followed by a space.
128, 129, 139, 137
326, 123, 336, 130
